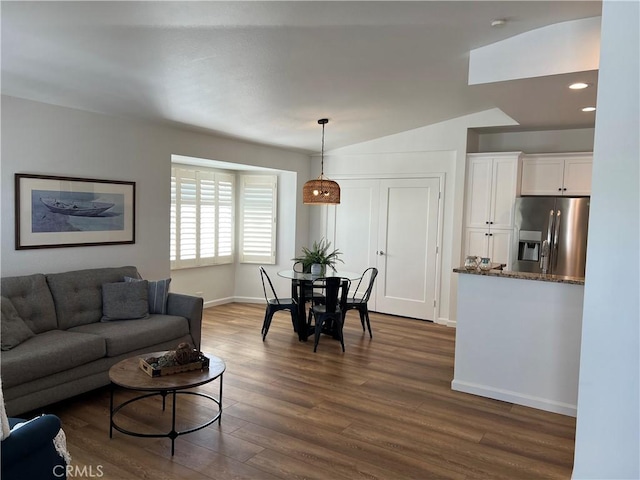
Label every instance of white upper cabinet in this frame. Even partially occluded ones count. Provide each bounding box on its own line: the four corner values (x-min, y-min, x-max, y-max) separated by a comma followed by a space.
465, 152, 522, 229
521, 153, 593, 196
562, 156, 593, 195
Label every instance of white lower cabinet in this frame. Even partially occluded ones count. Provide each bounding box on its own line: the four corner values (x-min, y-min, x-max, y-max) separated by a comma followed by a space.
465, 227, 512, 267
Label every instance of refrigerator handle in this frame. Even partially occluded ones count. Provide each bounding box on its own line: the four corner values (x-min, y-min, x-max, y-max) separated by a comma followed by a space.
541, 209, 554, 274
540, 240, 550, 273
546, 210, 554, 246
553, 209, 562, 271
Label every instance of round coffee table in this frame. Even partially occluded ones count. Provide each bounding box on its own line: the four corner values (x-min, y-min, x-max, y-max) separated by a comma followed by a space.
109, 352, 225, 455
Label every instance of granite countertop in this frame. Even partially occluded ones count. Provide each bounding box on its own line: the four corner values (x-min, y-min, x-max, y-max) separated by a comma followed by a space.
453, 266, 585, 285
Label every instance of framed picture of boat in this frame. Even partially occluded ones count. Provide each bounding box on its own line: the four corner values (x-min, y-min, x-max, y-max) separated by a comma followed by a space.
15, 173, 135, 249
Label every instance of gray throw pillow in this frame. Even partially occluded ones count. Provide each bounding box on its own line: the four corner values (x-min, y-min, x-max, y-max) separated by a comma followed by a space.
124, 276, 171, 314
101, 281, 149, 322
1, 296, 35, 350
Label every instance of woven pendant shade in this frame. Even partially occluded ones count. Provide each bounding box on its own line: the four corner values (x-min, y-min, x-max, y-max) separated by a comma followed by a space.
303, 177, 341, 205
303, 118, 340, 205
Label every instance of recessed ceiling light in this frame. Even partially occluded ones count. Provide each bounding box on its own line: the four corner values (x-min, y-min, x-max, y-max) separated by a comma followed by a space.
491, 19, 506, 27
582, 106, 596, 112
570, 82, 590, 90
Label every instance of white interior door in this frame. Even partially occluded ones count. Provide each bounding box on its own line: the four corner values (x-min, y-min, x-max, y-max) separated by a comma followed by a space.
375, 178, 440, 320
327, 179, 380, 302
328, 176, 442, 319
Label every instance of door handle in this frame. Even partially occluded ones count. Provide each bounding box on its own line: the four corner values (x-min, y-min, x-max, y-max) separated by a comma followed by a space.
377, 251, 385, 256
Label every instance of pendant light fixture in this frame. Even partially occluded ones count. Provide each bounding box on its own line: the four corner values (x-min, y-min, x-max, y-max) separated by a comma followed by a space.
303, 118, 340, 205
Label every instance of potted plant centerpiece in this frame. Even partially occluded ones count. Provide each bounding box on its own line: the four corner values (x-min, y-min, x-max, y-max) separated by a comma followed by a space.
292, 238, 343, 275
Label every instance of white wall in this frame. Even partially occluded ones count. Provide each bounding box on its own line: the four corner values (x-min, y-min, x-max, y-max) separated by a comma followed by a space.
322, 108, 518, 325
0, 96, 310, 304
572, 1, 639, 478
477, 128, 595, 154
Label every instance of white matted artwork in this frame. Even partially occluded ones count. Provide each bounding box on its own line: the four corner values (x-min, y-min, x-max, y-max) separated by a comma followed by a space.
15, 173, 135, 249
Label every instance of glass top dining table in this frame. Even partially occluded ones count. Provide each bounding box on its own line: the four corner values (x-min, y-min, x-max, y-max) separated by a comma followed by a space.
277, 269, 362, 341
277, 270, 362, 281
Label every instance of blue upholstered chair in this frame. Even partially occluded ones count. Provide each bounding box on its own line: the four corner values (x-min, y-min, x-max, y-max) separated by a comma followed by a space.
1, 414, 68, 480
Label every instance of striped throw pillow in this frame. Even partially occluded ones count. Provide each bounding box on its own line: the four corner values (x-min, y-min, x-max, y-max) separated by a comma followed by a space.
124, 277, 171, 314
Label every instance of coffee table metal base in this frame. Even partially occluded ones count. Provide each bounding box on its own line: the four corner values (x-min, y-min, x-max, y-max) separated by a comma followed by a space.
109, 378, 223, 456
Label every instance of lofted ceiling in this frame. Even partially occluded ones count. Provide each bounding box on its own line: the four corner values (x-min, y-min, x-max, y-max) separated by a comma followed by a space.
1, 1, 602, 153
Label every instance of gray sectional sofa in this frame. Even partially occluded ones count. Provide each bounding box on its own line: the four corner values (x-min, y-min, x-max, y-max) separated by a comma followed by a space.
0, 266, 203, 416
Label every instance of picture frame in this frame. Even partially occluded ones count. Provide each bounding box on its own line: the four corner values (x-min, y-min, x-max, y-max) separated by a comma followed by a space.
15, 173, 136, 249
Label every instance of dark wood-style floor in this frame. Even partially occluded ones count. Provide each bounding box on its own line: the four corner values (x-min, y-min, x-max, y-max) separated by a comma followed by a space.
44, 303, 576, 479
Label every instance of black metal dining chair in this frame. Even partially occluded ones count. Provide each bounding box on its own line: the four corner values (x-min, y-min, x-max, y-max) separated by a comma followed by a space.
292, 261, 325, 306
343, 267, 378, 338
307, 277, 350, 352
259, 267, 298, 340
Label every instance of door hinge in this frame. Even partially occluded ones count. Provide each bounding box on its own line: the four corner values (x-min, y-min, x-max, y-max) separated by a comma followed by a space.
433, 300, 437, 307
436, 246, 439, 254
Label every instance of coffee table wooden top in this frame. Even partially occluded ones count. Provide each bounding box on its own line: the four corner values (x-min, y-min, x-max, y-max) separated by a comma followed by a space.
109, 352, 225, 391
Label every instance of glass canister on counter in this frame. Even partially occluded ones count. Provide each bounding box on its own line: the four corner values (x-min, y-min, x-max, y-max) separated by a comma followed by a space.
464, 256, 479, 270
479, 257, 492, 271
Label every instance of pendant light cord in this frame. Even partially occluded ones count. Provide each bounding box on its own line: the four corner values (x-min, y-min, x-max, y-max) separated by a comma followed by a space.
320, 121, 325, 181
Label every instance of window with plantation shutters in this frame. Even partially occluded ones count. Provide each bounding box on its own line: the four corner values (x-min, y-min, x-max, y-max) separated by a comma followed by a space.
239, 175, 277, 264
171, 167, 235, 269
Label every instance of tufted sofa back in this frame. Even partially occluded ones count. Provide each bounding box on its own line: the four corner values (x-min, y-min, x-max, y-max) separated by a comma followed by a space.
45, 266, 139, 330
1, 274, 58, 334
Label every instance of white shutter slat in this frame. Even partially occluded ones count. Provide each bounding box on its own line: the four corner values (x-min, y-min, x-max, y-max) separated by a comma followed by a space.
198, 172, 217, 261
216, 175, 234, 260
178, 172, 198, 262
239, 175, 277, 264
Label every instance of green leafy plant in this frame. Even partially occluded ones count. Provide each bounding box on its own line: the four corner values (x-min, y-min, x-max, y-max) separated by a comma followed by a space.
292, 238, 344, 272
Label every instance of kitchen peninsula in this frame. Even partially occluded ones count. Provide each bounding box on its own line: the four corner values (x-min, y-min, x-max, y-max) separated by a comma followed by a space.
452, 266, 584, 416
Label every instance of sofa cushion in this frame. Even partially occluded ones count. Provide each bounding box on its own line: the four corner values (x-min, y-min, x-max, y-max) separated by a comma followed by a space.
101, 281, 149, 321
68, 314, 190, 357
125, 277, 171, 314
1, 296, 35, 350
0, 274, 58, 334
46, 266, 139, 329
0, 330, 106, 388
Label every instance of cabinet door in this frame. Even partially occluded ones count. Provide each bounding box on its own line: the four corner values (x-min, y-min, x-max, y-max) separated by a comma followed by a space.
465, 227, 489, 259
563, 156, 593, 195
465, 157, 493, 228
491, 157, 518, 229
521, 157, 565, 195
488, 229, 513, 268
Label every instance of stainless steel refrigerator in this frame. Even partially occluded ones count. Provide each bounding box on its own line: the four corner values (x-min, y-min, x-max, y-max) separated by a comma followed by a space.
512, 197, 590, 277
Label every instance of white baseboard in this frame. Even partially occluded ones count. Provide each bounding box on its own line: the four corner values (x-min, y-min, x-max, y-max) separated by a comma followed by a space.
232, 296, 263, 304
451, 379, 577, 417
203, 296, 262, 309
434, 317, 456, 327
203, 297, 235, 309
435, 316, 456, 327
